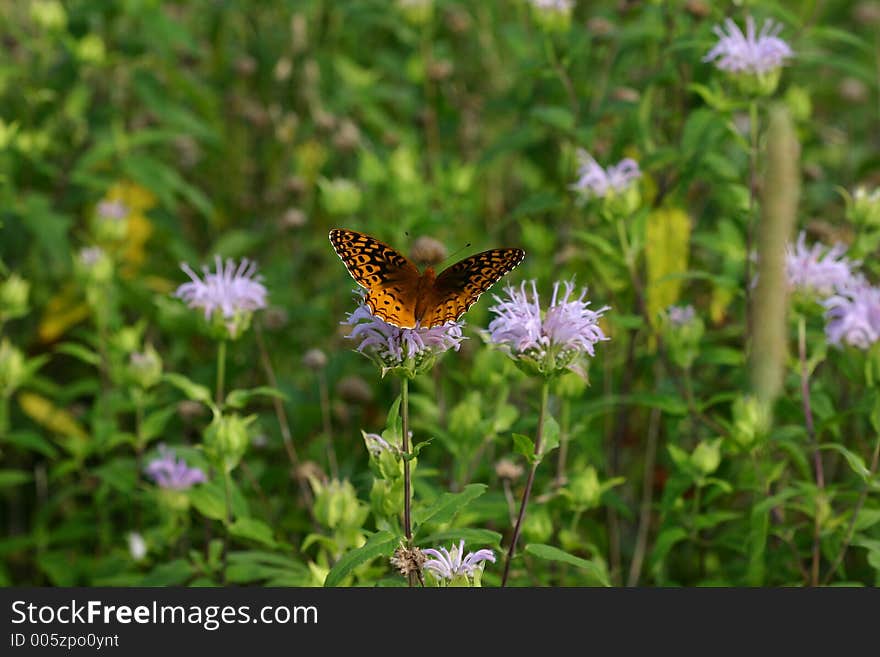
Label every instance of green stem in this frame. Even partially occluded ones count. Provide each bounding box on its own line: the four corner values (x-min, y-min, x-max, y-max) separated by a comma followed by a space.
216, 340, 227, 406
221, 466, 232, 584
744, 99, 760, 340
400, 376, 414, 588
799, 314, 825, 586
502, 380, 550, 587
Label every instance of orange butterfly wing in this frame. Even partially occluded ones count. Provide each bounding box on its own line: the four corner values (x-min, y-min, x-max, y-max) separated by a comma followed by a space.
329, 229, 422, 328
420, 248, 525, 327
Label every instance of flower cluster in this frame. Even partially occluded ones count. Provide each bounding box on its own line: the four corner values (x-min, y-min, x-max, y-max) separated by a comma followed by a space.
175, 256, 268, 339
704, 16, 793, 75
823, 283, 880, 349
666, 304, 696, 327
785, 232, 861, 297
488, 280, 609, 377
422, 540, 496, 586
144, 446, 207, 490
704, 16, 793, 95
571, 149, 641, 200
343, 303, 465, 377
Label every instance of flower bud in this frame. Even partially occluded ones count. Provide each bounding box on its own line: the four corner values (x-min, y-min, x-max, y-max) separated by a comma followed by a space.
0, 339, 26, 394
303, 348, 328, 371
0, 274, 30, 321
849, 186, 880, 227
128, 344, 163, 389
396, 0, 433, 26
731, 395, 772, 450
567, 466, 602, 510
203, 412, 254, 473
691, 439, 722, 476
312, 478, 369, 530
318, 178, 362, 216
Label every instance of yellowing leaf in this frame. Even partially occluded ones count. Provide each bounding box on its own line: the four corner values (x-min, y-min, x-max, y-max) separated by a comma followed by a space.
38, 283, 90, 343
120, 212, 153, 274
645, 207, 691, 328
18, 391, 89, 454
106, 181, 156, 213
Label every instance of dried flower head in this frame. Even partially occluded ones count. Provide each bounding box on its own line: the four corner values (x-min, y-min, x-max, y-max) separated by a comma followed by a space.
410, 236, 448, 266
336, 375, 374, 404
344, 302, 465, 378
302, 348, 328, 371
390, 544, 427, 580
145, 445, 207, 490
422, 540, 495, 585
175, 256, 268, 339
495, 458, 525, 481
487, 280, 609, 377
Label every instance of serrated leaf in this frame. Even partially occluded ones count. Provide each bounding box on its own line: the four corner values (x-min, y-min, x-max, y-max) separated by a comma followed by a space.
418, 528, 503, 549
324, 531, 397, 587
414, 483, 487, 529
524, 544, 610, 586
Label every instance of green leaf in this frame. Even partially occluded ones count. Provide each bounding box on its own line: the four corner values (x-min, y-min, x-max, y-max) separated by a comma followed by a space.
55, 342, 101, 367
188, 483, 226, 521
418, 528, 503, 549
225, 386, 287, 410
541, 416, 560, 458
414, 483, 487, 529
163, 373, 212, 405
324, 531, 397, 587
3, 431, 58, 459
0, 470, 31, 489
141, 559, 194, 586
229, 518, 278, 548
140, 406, 178, 443
524, 544, 610, 586
625, 392, 688, 415
820, 444, 870, 480
512, 433, 537, 464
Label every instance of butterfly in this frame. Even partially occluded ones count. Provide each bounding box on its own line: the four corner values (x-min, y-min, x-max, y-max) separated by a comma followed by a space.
330, 228, 525, 329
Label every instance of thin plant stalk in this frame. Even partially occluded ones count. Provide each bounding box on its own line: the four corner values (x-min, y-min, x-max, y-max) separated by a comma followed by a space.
822, 432, 880, 585
744, 99, 760, 339
627, 404, 661, 586
253, 322, 313, 507
400, 376, 415, 587
798, 315, 825, 586
502, 380, 550, 587
215, 340, 227, 406
216, 339, 231, 583
318, 370, 339, 479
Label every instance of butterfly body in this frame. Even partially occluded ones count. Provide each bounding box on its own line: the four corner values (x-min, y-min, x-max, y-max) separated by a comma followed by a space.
330, 229, 524, 329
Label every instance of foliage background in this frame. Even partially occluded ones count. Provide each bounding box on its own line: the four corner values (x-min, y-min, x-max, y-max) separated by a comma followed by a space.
1, 0, 879, 586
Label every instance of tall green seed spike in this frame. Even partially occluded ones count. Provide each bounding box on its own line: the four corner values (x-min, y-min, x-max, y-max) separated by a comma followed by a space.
750, 104, 799, 403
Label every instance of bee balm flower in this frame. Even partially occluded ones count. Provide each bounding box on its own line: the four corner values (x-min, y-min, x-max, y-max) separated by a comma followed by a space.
704, 16, 793, 95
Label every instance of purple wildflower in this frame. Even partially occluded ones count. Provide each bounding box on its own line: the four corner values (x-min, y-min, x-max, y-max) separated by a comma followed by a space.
530, 0, 573, 11
145, 445, 207, 490
823, 282, 880, 349
704, 16, 793, 74
786, 232, 860, 297
175, 256, 268, 335
667, 304, 696, 327
488, 280, 609, 374
571, 149, 641, 199
422, 540, 496, 583
344, 303, 465, 373
362, 431, 396, 457
97, 199, 129, 220
78, 246, 105, 267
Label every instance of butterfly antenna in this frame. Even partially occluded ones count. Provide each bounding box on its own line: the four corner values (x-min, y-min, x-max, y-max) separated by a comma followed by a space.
439, 241, 472, 269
